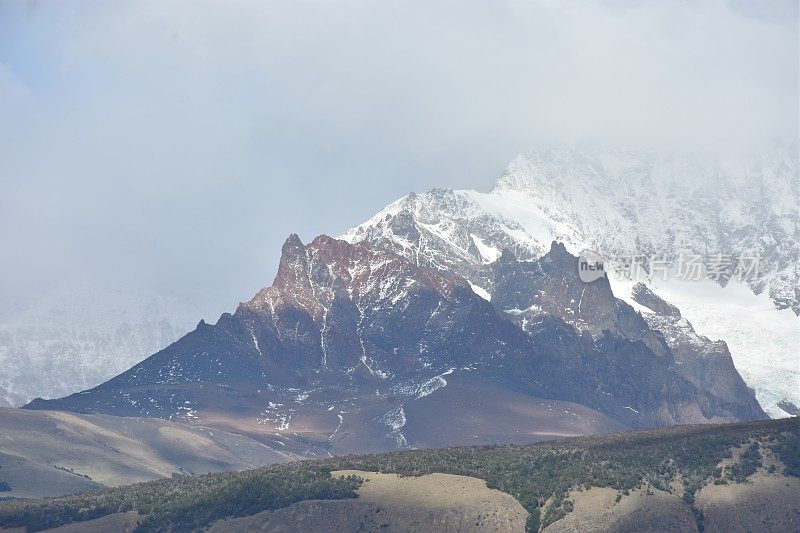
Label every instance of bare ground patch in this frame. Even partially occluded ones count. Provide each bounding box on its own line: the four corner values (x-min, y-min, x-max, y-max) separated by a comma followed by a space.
207, 470, 528, 532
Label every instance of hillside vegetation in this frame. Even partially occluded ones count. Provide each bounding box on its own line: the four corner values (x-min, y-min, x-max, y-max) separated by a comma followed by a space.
0, 417, 797, 532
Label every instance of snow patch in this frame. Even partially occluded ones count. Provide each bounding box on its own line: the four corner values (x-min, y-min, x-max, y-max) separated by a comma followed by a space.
470, 234, 501, 263
415, 375, 447, 399
468, 282, 491, 301
377, 405, 409, 449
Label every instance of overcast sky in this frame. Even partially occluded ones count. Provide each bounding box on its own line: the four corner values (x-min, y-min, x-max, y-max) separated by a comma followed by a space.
0, 0, 797, 316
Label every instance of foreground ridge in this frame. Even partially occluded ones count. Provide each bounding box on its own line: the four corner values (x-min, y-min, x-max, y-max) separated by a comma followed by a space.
1, 417, 797, 532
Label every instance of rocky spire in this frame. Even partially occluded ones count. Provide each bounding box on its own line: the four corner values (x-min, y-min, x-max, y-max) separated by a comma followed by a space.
273, 234, 311, 291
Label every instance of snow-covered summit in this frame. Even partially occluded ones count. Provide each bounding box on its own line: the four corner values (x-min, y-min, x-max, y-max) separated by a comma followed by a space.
347, 144, 799, 313
343, 145, 799, 418
490, 145, 799, 312
342, 188, 544, 293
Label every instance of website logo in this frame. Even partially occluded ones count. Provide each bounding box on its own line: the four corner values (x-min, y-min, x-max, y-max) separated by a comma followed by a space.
578, 249, 606, 282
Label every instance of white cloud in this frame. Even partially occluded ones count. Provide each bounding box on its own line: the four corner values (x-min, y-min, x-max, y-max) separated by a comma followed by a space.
0, 0, 796, 313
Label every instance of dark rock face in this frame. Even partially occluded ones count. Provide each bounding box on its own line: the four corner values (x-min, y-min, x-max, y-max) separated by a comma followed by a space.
493, 244, 663, 342
490, 243, 765, 425
631, 282, 681, 317
632, 285, 766, 423
26, 236, 764, 442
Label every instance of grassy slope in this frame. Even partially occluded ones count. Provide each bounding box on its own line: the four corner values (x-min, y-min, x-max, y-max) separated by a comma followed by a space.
0, 417, 797, 532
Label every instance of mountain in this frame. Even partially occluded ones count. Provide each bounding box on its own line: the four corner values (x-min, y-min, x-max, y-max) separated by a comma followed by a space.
0, 280, 208, 406
342, 145, 799, 417
26, 235, 764, 454
2, 417, 798, 533
344, 144, 799, 311
6, 146, 792, 418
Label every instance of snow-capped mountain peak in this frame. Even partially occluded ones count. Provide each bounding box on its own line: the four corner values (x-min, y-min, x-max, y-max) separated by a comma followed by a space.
343, 145, 799, 418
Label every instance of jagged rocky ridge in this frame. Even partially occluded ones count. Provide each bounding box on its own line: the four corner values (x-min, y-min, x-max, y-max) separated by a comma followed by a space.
27, 235, 765, 452
491, 244, 763, 423
629, 283, 761, 414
